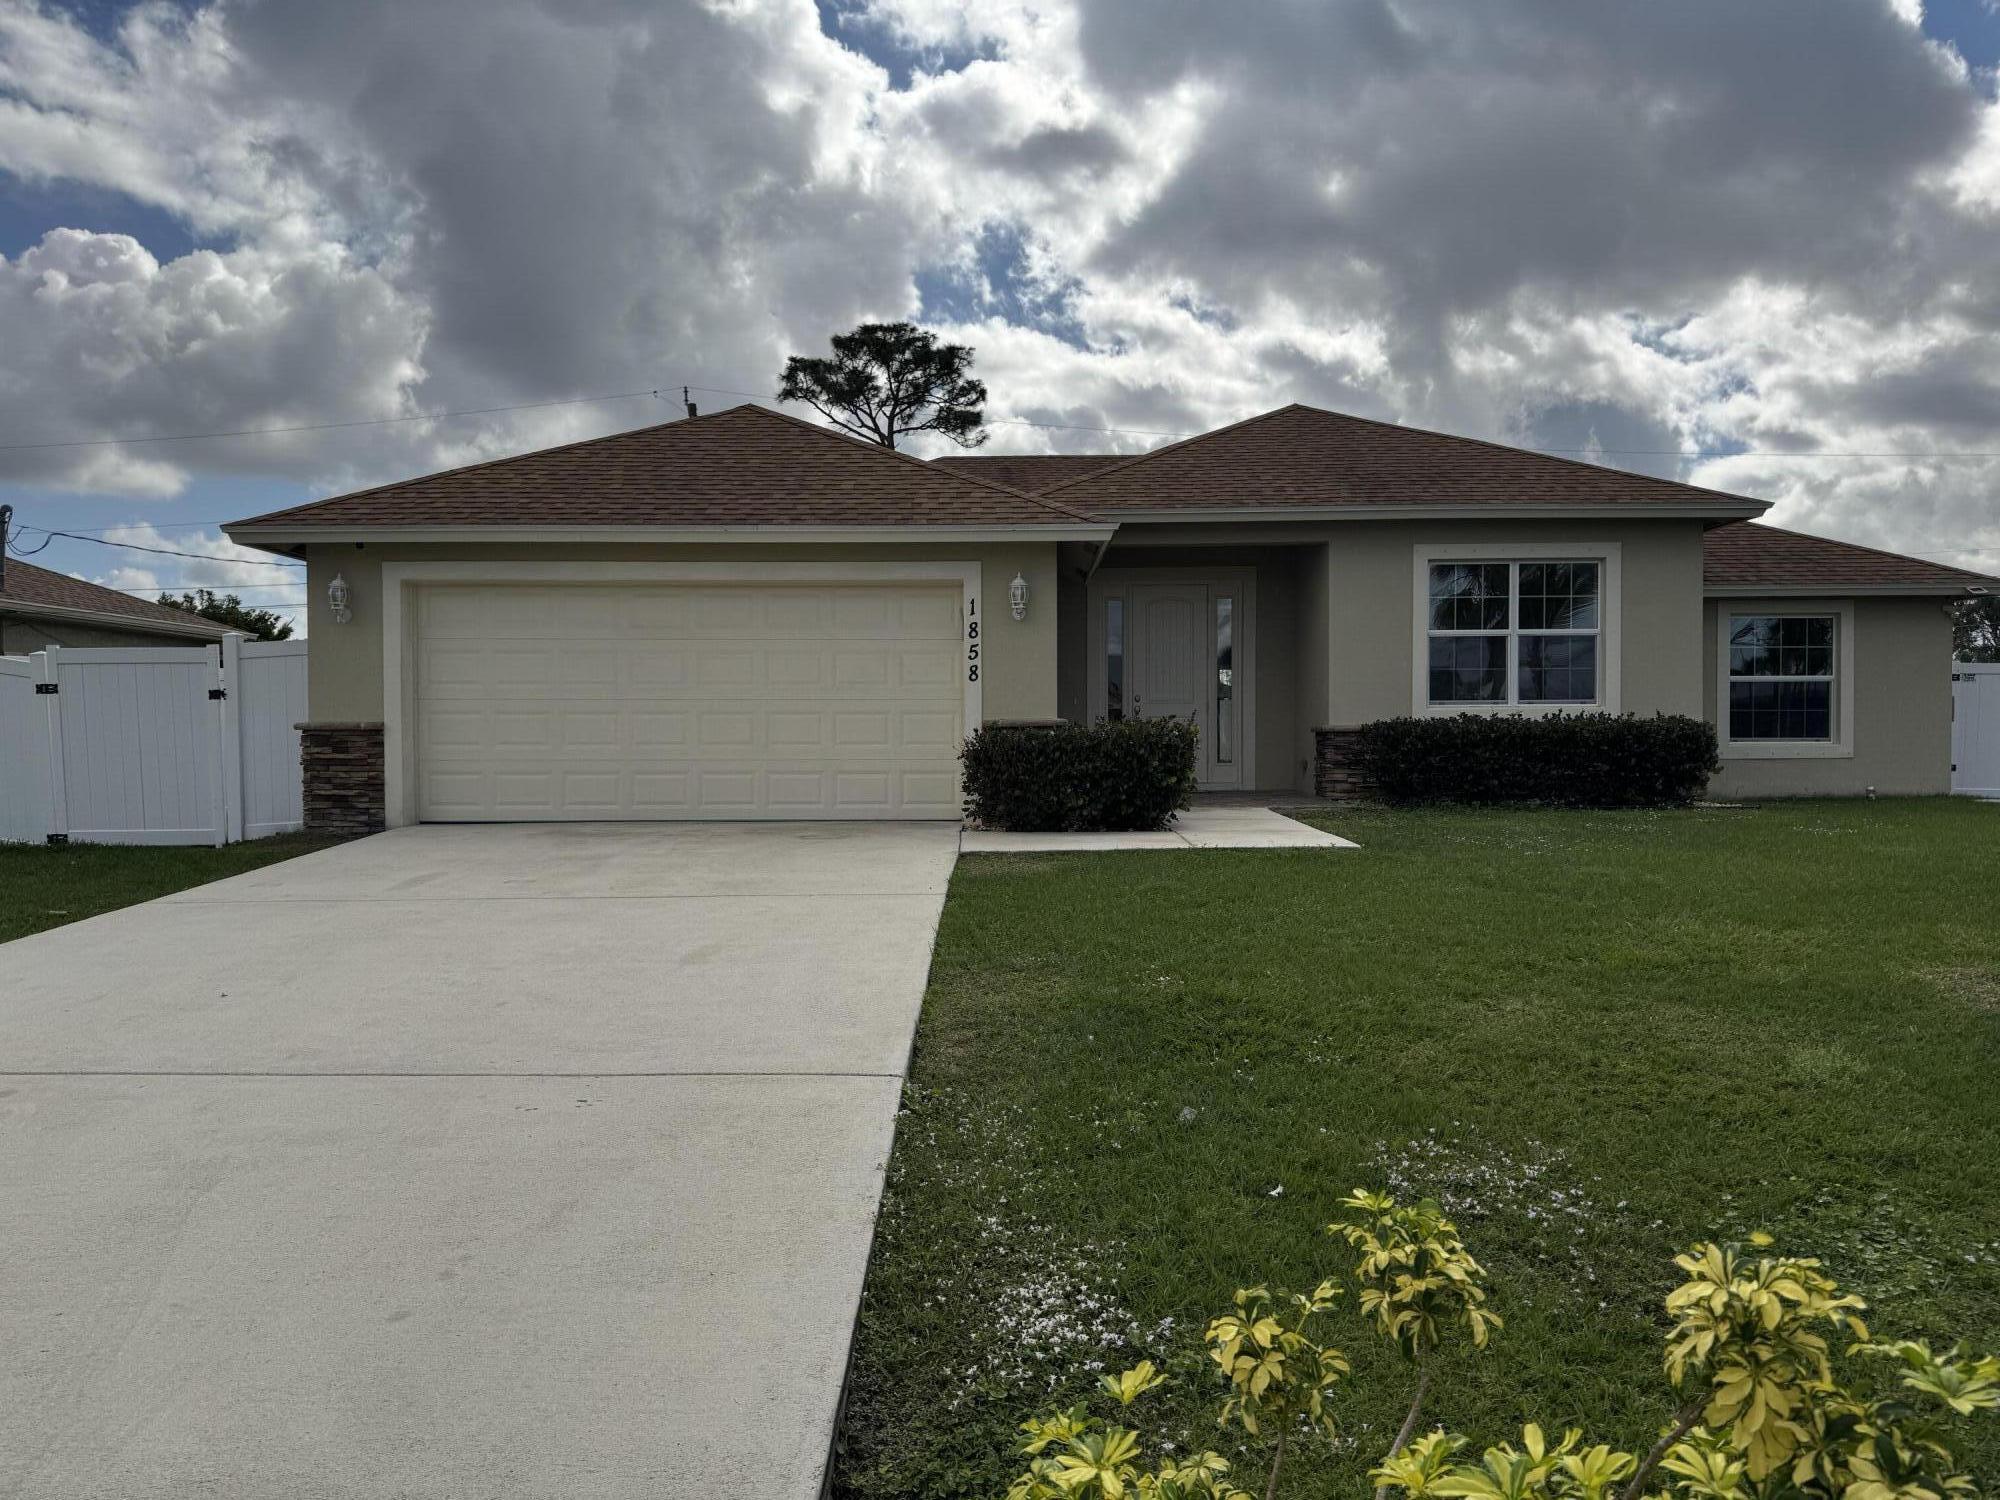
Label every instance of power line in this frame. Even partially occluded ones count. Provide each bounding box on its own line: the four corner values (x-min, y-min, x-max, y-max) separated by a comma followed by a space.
130, 582, 305, 593
0, 387, 670, 453
8, 528, 304, 567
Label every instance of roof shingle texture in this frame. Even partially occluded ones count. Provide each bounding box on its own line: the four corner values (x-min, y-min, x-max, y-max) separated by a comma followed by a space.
0, 557, 226, 629
232, 404, 1093, 529
1037, 403, 1763, 511
1703, 522, 1995, 592
932, 453, 1127, 493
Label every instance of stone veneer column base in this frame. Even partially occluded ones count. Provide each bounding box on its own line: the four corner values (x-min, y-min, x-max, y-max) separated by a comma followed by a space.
298, 722, 386, 838
1312, 726, 1377, 801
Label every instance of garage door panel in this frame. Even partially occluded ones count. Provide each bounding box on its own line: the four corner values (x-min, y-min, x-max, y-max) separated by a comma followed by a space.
415, 583, 964, 821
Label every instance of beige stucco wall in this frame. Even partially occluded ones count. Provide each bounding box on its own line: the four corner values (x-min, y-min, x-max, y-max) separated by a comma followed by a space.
1703, 595, 1955, 798
1054, 521, 1704, 791
1318, 517, 1709, 724
301, 540, 1061, 725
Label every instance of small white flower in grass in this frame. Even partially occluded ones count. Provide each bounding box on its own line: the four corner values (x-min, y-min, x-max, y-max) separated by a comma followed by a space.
1268, 1184, 1285, 1197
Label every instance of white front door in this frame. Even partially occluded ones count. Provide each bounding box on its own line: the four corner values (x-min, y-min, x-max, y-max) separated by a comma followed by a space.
1126, 581, 1241, 788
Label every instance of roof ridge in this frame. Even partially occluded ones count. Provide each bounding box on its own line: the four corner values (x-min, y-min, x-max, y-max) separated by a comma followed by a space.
745, 404, 1104, 523
1036, 403, 1306, 497
1281, 402, 1762, 505
1, 556, 233, 629
1041, 400, 1764, 510
1723, 519, 1998, 584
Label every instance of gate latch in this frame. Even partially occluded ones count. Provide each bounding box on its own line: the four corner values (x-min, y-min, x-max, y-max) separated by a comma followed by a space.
208, 688, 227, 700
34, 682, 57, 695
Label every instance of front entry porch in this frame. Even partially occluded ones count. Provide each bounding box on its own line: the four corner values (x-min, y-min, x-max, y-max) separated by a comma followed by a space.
1058, 542, 1324, 795
1089, 567, 1255, 789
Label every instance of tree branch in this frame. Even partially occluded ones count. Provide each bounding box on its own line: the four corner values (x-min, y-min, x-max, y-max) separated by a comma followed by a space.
1373, 1366, 1430, 1500
798, 394, 886, 447
1619, 1393, 1708, 1500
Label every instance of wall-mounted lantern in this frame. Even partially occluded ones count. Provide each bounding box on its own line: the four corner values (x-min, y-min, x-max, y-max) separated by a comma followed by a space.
328, 572, 353, 625
1009, 571, 1029, 621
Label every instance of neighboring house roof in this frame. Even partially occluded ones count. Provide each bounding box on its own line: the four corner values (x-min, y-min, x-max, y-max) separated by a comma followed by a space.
228, 403, 1106, 539
1703, 521, 1997, 596
1030, 404, 1768, 518
932, 453, 1127, 492
0, 557, 231, 639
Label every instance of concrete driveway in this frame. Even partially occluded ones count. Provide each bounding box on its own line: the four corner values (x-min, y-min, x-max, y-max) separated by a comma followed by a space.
0, 822, 958, 1499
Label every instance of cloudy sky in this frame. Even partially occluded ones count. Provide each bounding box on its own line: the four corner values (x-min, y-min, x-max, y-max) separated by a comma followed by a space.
4, 0, 2000, 633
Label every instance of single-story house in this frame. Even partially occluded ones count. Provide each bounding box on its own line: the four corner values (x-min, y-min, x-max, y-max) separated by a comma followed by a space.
224, 402, 1996, 831
0, 556, 232, 653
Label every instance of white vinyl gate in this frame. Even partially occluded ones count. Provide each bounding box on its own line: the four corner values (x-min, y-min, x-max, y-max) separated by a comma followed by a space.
0, 637, 307, 845
1954, 664, 2000, 799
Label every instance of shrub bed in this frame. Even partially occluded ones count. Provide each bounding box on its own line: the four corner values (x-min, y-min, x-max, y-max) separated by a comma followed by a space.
1352, 712, 1719, 807
960, 718, 1199, 831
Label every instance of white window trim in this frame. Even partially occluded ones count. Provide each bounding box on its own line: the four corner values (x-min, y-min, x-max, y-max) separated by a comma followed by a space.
1715, 598, 1855, 760
1409, 543, 1622, 716
378, 559, 982, 829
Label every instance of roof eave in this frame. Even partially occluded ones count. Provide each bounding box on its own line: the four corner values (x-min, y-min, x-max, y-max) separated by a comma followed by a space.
0, 597, 234, 639
223, 521, 1119, 547
1100, 501, 1770, 523
1704, 581, 1996, 598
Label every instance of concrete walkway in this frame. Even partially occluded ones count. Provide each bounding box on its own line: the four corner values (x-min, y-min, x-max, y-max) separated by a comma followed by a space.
961, 805, 1359, 852
0, 822, 959, 1499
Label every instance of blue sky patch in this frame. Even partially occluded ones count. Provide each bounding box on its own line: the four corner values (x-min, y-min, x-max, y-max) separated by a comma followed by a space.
1923, 0, 2000, 73
915, 222, 1090, 348
0, 172, 212, 261
813, 0, 997, 89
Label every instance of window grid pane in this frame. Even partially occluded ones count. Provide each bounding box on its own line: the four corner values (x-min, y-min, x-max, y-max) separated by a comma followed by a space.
1105, 598, 1124, 722
1518, 561, 1600, 630
1428, 563, 1511, 631
1215, 596, 1234, 765
1429, 635, 1508, 702
1519, 634, 1598, 703
1427, 560, 1600, 707
1726, 614, 1836, 741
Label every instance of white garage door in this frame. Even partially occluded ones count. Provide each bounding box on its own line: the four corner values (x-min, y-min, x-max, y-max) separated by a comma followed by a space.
414, 583, 965, 820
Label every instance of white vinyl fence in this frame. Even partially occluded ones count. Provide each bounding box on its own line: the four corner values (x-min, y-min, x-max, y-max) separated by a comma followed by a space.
0, 637, 307, 845
1954, 663, 2000, 799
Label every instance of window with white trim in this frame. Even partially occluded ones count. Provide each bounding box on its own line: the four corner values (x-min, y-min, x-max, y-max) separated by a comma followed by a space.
1726, 614, 1834, 741
1427, 560, 1601, 706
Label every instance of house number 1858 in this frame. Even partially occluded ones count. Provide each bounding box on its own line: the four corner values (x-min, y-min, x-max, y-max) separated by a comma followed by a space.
966, 596, 980, 682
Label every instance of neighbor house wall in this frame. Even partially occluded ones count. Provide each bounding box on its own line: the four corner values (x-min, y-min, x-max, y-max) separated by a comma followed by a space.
0, 615, 219, 652
302, 540, 1062, 726
1703, 595, 1956, 798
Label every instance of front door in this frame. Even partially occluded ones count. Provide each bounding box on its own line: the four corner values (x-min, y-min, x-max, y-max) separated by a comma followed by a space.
1129, 583, 1239, 788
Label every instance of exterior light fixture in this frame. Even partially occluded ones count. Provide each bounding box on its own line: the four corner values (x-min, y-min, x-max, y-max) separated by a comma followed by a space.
328, 572, 353, 625
1009, 571, 1029, 621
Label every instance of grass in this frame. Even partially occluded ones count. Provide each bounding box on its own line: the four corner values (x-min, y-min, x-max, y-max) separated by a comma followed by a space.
833, 799, 2000, 1499
0, 833, 338, 945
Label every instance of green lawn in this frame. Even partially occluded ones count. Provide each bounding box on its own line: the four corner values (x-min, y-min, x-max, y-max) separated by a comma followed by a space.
834, 800, 2000, 1500
0, 833, 338, 945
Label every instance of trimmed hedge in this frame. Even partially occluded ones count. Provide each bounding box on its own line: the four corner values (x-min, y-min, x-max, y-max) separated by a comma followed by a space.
1351, 712, 1720, 807
960, 719, 1200, 831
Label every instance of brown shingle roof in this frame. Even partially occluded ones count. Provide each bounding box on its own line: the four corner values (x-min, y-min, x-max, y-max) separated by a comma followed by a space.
1703, 521, 1997, 593
932, 453, 1126, 493
0, 557, 229, 635
230, 403, 1100, 531
1039, 403, 1766, 513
